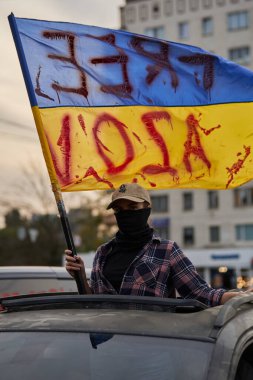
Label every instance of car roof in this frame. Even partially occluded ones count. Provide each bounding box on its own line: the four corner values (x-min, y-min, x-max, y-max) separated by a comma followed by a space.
1, 293, 252, 341
0, 295, 214, 340
0, 266, 91, 279
0, 308, 217, 341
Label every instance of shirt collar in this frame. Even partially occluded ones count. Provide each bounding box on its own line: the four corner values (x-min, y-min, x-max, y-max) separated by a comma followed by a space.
152, 233, 161, 243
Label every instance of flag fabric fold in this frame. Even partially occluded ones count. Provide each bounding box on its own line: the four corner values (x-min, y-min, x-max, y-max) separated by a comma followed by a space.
9, 14, 253, 191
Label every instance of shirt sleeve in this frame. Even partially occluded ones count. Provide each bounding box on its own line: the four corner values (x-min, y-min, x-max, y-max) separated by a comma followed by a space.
169, 242, 226, 307
90, 246, 102, 294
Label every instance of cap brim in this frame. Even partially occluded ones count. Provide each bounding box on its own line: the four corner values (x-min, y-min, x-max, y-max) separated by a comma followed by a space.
106, 195, 147, 210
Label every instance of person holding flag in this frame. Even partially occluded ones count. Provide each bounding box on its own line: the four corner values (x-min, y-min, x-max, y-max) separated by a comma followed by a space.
8, 14, 253, 301
65, 183, 253, 306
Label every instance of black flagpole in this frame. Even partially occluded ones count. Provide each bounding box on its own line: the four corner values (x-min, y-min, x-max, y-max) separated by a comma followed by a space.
52, 185, 87, 295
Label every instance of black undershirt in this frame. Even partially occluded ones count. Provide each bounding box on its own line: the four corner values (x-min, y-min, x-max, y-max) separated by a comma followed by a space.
103, 227, 153, 292
103, 245, 140, 291
103, 229, 176, 297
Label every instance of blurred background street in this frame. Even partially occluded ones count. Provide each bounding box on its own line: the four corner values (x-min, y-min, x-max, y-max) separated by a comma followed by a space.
1, 0, 253, 292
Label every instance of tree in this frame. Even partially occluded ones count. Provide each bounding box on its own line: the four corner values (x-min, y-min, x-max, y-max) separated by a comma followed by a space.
68, 192, 114, 253
5, 209, 23, 228
0, 193, 113, 265
0, 209, 65, 266
0, 160, 114, 265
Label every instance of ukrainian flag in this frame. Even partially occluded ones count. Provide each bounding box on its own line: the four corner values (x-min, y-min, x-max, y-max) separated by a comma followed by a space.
9, 14, 253, 191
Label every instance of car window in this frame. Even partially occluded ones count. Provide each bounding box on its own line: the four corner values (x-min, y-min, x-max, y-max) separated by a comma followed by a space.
0, 332, 213, 380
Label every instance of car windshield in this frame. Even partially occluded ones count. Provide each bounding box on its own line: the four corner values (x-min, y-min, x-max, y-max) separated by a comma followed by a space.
0, 332, 212, 379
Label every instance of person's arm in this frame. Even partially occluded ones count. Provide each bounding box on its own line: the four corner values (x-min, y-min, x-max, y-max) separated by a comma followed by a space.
220, 289, 253, 304
169, 242, 253, 306
169, 242, 225, 306
65, 250, 92, 294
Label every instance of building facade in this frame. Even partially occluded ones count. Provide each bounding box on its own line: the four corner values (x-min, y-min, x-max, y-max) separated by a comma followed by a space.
121, 0, 253, 68
120, 0, 253, 288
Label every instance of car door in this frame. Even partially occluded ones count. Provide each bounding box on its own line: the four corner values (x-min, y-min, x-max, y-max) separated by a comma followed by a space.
207, 305, 253, 380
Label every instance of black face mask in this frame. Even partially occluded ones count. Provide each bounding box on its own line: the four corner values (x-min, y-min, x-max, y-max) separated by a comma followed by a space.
115, 208, 151, 235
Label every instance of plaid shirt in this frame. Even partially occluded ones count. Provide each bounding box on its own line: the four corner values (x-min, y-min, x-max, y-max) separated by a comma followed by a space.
90, 235, 225, 307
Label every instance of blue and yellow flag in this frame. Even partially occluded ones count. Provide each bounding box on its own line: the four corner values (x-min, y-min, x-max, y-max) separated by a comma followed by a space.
9, 14, 253, 191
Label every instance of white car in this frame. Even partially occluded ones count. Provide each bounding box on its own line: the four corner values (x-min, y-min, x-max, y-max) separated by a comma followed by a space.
0, 266, 91, 297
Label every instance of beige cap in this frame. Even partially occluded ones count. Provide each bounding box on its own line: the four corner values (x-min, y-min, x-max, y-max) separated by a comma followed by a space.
107, 183, 151, 210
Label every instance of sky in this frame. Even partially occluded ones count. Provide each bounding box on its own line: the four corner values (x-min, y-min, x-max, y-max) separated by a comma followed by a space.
0, 0, 125, 221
